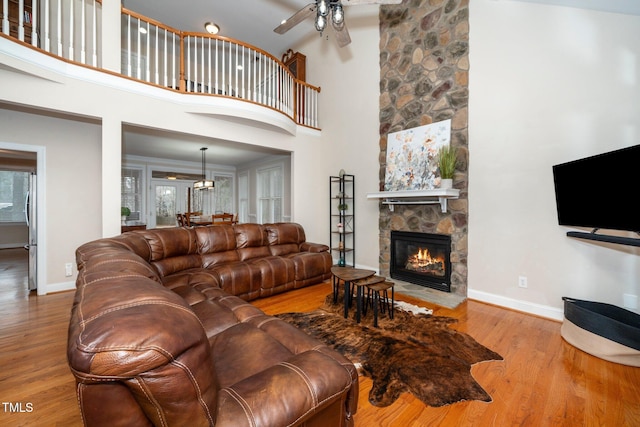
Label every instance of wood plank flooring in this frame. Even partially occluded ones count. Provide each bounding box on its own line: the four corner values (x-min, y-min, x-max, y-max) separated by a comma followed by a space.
0, 249, 638, 426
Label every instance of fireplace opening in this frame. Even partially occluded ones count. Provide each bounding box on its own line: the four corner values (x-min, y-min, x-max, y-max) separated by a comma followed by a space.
390, 231, 451, 292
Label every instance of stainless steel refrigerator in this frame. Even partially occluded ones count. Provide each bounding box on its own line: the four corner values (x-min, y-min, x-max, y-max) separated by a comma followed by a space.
24, 172, 37, 291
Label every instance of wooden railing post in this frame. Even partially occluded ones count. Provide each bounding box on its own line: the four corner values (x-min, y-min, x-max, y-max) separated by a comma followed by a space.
179, 32, 185, 91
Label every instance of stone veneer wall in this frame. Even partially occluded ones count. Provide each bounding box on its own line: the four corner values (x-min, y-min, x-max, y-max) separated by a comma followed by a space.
378, 0, 469, 297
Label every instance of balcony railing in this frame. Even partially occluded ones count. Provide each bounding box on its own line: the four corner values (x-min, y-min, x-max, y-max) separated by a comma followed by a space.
0, 0, 320, 129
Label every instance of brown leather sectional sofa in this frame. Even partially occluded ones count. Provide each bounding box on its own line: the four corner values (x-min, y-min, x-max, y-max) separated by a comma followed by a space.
67, 222, 359, 426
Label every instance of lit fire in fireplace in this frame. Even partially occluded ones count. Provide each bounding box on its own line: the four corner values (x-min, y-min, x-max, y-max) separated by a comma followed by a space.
405, 247, 446, 277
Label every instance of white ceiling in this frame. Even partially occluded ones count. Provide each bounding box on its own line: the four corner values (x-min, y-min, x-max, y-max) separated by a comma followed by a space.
123, 0, 322, 57
123, 125, 289, 166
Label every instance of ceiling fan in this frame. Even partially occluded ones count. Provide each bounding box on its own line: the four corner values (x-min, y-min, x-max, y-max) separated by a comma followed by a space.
274, 0, 403, 48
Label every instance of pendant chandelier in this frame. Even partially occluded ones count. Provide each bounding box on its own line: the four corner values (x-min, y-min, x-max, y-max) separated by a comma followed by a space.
194, 147, 214, 190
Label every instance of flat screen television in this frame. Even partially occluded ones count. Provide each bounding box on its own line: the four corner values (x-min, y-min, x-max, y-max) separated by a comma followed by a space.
552, 144, 640, 233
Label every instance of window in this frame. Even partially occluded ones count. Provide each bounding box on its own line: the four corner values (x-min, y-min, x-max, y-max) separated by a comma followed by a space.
121, 167, 144, 220
257, 166, 282, 224
238, 172, 248, 223
213, 175, 233, 214
0, 171, 29, 223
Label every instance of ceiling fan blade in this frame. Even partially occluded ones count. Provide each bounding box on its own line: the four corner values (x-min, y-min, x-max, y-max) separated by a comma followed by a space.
274, 3, 317, 34
332, 20, 351, 48
341, 0, 403, 5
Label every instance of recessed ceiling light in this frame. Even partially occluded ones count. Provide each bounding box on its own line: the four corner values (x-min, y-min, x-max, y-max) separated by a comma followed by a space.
138, 26, 147, 35
204, 22, 220, 35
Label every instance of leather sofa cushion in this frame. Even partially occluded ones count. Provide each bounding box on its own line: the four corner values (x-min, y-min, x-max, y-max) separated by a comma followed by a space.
78, 249, 161, 283
266, 223, 306, 256
268, 243, 299, 257
162, 269, 220, 292
140, 228, 201, 277
211, 301, 357, 427
235, 224, 271, 261
287, 251, 333, 282
248, 256, 296, 295
266, 222, 306, 245
196, 225, 237, 254
75, 233, 152, 267
207, 262, 262, 300
197, 226, 241, 267
142, 228, 199, 260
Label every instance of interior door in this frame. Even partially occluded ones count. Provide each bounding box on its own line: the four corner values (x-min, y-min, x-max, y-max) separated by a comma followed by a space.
151, 182, 179, 228
150, 180, 206, 228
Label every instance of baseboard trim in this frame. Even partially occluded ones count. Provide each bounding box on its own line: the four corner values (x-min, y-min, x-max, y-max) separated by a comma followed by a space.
468, 289, 564, 321
44, 281, 75, 294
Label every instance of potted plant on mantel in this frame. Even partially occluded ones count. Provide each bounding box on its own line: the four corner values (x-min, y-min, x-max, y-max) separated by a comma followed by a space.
121, 207, 131, 225
438, 145, 457, 189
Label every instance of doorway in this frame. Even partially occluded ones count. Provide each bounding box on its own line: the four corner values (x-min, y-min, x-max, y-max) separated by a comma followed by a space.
0, 147, 39, 298
149, 179, 208, 228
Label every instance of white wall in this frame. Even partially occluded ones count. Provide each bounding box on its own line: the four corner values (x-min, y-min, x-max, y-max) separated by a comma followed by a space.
0, 109, 102, 292
291, 6, 383, 270
468, 0, 640, 317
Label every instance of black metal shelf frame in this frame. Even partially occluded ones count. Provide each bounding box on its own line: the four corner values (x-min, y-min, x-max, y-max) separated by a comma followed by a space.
329, 174, 355, 267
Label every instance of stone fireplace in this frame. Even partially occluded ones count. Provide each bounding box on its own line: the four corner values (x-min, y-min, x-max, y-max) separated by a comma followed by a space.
390, 231, 451, 292
378, 0, 469, 300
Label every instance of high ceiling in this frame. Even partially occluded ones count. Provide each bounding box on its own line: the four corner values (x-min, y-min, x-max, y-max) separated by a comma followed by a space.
123, 0, 327, 57
123, 0, 640, 58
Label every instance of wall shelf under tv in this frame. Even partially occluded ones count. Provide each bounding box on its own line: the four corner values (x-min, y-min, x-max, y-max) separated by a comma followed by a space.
567, 231, 640, 248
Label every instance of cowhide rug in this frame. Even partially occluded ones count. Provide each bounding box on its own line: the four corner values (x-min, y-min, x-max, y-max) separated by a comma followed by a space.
276, 296, 502, 408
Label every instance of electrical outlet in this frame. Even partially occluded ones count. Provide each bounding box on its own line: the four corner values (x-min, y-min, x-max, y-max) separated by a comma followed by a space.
518, 276, 528, 288
65, 263, 73, 277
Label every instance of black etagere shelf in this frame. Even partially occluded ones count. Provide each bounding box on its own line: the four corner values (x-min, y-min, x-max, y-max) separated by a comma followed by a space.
330, 173, 355, 267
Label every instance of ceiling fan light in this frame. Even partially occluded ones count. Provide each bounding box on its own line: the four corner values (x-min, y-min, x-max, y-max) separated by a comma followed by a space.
318, 0, 329, 17
204, 22, 220, 35
315, 14, 327, 32
332, 4, 344, 26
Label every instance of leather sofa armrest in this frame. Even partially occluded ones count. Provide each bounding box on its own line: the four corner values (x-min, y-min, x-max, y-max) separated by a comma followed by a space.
68, 275, 219, 426
215, 350, 356, 427
300, 242, 329, 253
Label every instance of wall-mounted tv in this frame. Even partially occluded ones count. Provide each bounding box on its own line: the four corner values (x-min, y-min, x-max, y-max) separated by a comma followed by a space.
552, 145, 639, 233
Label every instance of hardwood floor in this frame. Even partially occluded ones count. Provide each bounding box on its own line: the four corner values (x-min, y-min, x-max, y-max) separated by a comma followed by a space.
0, 249, 81, 426
0, 248, 31, 302
0, 253, 638, 426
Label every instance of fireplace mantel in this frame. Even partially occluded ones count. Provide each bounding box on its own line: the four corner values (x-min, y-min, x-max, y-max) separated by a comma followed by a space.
367, 189, 460, 213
